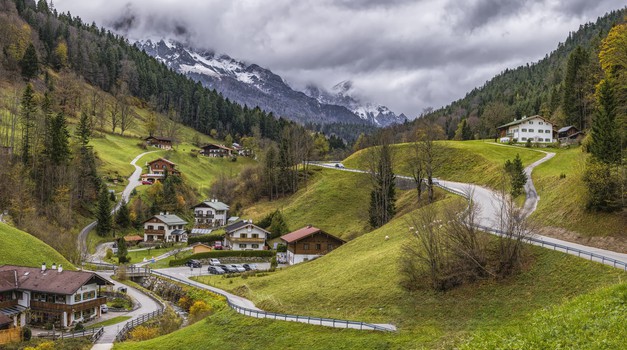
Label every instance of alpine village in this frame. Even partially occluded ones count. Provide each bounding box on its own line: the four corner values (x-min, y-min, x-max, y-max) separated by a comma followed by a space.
0, 1, 625, 350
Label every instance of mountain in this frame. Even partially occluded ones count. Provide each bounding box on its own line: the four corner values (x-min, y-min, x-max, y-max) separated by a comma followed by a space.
135, 39, 404, 127
304, 81, 407, 127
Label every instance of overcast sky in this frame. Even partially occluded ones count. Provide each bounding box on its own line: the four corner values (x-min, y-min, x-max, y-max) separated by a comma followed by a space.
55, 0, 625, 117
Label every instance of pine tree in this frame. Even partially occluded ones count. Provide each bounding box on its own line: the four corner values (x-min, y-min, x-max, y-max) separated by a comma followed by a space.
589, 79, 620, 164
20, 84, 37, 164
115, 200, 131, 229
268, 210, 289, 239
504, 154, 527, 197
117, 237, 129, 264
76, 111, 92, 146
48, 112, 71, 165
562, 46, 592, 130
19, 43, 39, 80
96, 187, 112, 237
369, 141, 396, 228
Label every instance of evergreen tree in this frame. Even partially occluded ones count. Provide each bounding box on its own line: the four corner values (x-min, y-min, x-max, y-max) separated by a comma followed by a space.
462, 119, 473, 140
115, 200, 132, 229
19, 43, 39, 80
369, 141, 396, 228
48, 112, 71, 165
268, 210, 289, 239
504, 154, 527, 197
562, 46, 592, 130
117, 237, 130, 264
20, 84, 37, 164
76, 111, 92, 146
96, 187, 112, 237
589, 79, 620, 164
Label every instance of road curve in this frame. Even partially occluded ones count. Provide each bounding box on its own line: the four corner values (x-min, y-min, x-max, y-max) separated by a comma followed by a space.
79, 151, 158, 261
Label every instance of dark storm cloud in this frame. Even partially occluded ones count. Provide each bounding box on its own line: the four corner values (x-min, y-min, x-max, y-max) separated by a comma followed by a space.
54, 0, 626, 116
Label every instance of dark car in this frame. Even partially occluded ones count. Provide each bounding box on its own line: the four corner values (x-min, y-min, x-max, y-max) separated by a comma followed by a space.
185, 259, 201, 268
219, 264, 238, 273
208, 266, 226, 275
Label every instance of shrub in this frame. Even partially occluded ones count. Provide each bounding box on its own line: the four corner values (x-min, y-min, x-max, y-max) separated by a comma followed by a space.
22, 327, 32, 341
189, 300, 213, 324
137, 142, 148, 150
525, 139, 532, 147
73, 322, 84, 331
276, 244, 287, 252
129, 325, 159, 341
187, 233, 224, 245
105, 248, 113, 260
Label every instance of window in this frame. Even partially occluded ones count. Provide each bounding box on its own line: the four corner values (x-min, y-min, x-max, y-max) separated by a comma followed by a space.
148, 225, 154, 230
522, 137, 527, 141
252, 244, 259, 249
82, 291, 95, 300
74, 293, 82, 302
303, 243, 310, 250
328, 244, 334, 250
316, 244, 321, 250
239, 244, 247, 248
252, 234, 259, 238
529, 121, 533, 124
539, 122, 543, 125
545, 138, 551, 142
158, 226, 164, 230
528, 129, 534, 132
240, 233, 247, 238
521, 129, 527, 132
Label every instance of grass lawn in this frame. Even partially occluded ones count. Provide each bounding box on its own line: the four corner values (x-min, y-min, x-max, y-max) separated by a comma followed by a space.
87, 316, 132, 329
0, 223, 75, 269
531, 146, 625, 237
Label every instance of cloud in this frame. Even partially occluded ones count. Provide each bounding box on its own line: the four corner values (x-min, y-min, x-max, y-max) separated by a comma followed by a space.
54, 0, 625, 117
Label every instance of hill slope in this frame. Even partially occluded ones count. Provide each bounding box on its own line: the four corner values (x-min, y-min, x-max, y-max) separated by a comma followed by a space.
0, 223, 74, 269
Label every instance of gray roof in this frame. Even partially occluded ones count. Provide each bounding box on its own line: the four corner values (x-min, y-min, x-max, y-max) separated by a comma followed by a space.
154, 214, 188, 225
557, 125, 577, 133
171, 229, 186, 235
497, 115, 552, 129
0, 265, 112, 295
193, 201, 229, 211
225, 220, 270, 235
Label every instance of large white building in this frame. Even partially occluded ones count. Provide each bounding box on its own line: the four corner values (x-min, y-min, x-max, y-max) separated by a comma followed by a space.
143, 213, 188, 242
191, 199, 229, 228
498, 115, 556, 143
224, 220, 269, 251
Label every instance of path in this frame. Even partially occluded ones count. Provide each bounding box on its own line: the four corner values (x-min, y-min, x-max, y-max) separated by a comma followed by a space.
154, 267, 396, 331
79, 151, 158, 262
90, 272, 163, 350
310, 153, 627, 268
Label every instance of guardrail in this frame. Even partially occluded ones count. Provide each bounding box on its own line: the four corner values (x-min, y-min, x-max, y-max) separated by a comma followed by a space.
435, 182, 627, 271
37, 326, 104, 343
151, 271, 394, 332
115, 309, 164, 342
82, 262, 116, 271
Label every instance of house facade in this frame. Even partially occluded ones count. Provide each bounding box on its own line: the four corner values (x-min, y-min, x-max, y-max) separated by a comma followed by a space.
143, 213, 188, 242
224, 220, 269, 251
557, 125, 584, 143
145, 136, 173, 150
141, 158, 180, 183
0, 264, 111, 329
200, 143, 233, 158
281, 226, 345, 265
497, 115, 556, 143
192, 200, 229, 228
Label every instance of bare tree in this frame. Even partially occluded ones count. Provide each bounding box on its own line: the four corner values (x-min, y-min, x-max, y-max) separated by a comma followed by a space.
410, 142, 425, 203
414, 122, 445, 203
109, 98, 119, 134
119, 97, 135, 136
367, 133, 396, 228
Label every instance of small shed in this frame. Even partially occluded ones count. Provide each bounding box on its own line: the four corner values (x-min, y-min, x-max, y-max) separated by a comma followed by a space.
123, 235, 144, 246
191, 243, 213, 254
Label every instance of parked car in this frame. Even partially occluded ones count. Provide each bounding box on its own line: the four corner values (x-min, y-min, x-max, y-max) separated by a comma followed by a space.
141, 180, 153, 185
208, 266, 226, 275
334, 163, 345, 168
100, 304, 108, 313
213, 241, 223, 250
230, 264, 246, 273
219, 264, 238, 273
184, 259, 202, 268
209, 258, 221, 266
242, 263, 258, 271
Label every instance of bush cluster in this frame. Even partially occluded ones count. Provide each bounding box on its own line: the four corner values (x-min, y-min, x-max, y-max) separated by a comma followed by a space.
187, 233, 224, 245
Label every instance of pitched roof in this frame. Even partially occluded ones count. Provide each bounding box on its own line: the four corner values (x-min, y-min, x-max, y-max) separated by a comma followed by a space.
147, 157, 176, 166
123, 235, 144, 242
0, 270, 18, 292
225, 220, 269, 235
497, 115, 552, 129
281, 226, 346, 244
0, 265, 112, 295
201, 143, 234, 151
146, 214, 188, 226
0, 313, 11, 326
557, 125, 577, 133
190, 242, 213, 249
145, 136, 173, 142
192, 200, 229, 211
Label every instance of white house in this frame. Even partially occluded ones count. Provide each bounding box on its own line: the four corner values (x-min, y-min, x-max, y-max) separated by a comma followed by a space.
191, 199, 229, 228
497, 115, 556, 143
0, 264, 111, 329
143, 213, 188, 242
224, 220, 269, 251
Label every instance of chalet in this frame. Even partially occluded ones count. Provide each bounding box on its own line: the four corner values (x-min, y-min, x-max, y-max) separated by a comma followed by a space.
224, 220, 269, 251
0, 264, 111, 329
141, 158, 180, 183
143, 213, 188, 243
200, 143, 233, 158
144, 136, 173, 150
232, 143, 252, 157
557, 126, 584, 143
497, 115, 556, 143
281, 226, 345, 265
192, 199, 229, 228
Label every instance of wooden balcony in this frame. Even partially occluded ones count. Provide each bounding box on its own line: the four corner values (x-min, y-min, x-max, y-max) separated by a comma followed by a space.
0, 299, 17, 308
144, 229, 165, 236
31, 297, 106, 313
228, 237, 265, 244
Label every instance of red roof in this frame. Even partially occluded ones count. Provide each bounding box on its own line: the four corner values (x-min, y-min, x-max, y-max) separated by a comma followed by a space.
281, 226, 345, 244
123, 235, 143, 242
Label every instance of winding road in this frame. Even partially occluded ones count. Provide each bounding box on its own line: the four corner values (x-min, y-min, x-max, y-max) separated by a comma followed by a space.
79, 151, 158, 262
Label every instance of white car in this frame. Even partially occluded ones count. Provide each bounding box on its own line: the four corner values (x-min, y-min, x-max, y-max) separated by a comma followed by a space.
100, 304, 108, 313
230, 264, 246, 273
209, 258, 221, 266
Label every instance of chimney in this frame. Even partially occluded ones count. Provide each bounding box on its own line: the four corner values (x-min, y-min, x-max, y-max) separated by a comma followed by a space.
51, 263, 57, 270
307, 224, 312, 228
41, 262, 46, 272
58, 265, 63, 273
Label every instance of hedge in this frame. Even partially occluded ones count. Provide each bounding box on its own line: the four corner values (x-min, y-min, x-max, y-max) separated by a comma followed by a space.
169, 250, 274, 266
187, 234, 224, 245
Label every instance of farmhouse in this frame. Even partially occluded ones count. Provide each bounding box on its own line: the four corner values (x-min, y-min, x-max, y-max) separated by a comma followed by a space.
192, 199, 229, 228
224, 220, 269, 251
200, 143, 233, 158
141, 158, 180, 183
281, 226, 345, 265
0, 264, 111, 329
144, 136, 173, 150
497, 115, 556, 143
143, 213, 188, 243
557, 125, 584, 143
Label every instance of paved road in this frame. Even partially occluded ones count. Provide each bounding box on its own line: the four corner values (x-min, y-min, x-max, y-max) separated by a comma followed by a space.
79, 151, 158, 262
310, 153, 627, 268
154, 267, 396, 331
90, 272, 163, 350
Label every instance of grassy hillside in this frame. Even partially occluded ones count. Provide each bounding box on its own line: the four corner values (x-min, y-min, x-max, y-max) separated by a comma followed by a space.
460, 282, 627, 349
344, 141, 544, 189
531, 147, 625, 238
0, 223, 75, 269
